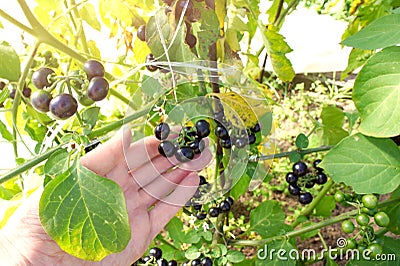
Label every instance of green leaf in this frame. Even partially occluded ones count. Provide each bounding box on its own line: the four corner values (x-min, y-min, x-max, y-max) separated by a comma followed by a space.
255, 240, 297, 266
384, 189, 400, 234
249, 200, 291, 238
79, 3, 101, 31
295, 133, 309, 149
227, 250, 245, 263
342, 14, 400, 50
167, 217, 185, 244
341, 48, 371, 80
319, 133, 400, 194
317, 106, 348, 145
314, 195, 335, 217
185, 246, 201, 260
82, 106, 100, 133
0, 119, 14, 142
230, 173, 250, 199
321, 105, 344, 128
197, 8, 220, 59
39, 160, 131, 261
0, 88, 9, 103
353, 46, 400, 137
24, 119, 47, 143
44, 149, 69, 177
0, 41, 20, 82
141, 75, 163, 98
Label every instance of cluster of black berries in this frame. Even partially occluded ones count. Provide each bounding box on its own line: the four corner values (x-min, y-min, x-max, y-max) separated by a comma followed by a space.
285, 160, 328, 205
28, 59, 109, 120
213, 108, 261, 149
156, 120, 210, 162
136, 247, 177, 266
136, 247, 213, 266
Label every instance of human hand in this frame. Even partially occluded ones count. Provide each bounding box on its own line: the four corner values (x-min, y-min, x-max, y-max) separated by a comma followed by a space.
0, 127, 212, 265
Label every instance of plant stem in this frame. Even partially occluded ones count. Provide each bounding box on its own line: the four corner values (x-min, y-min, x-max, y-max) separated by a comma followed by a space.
228, 196, 400, 246
275, 0, 299, 28
0, 9, 34, 35
250, 145, 333, 162
0, 145, 64, 184
291, 179, 334, 228
88, 104, 152, 138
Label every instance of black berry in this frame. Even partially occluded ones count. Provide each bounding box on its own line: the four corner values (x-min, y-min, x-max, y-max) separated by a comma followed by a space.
49, 93, 78, 119
220, 138, 232, 149
225, 196, 234, 205
32, 67, 55, 89
137, 25, 146, 42
251, 123, 261, 133
288, 184, 301, 196
234, 138, 246, 149
285, 172, 298, 184
299, 192, 313, 204
158, 140, 176, 157
195, 119, 210, 139
87, 77, 109, 101
158, 259, 168, 266
219, 200, 231, 212
149, 247, 163, 260
315, 172, 328, 185
191, 259, 201, 266
199, 175, 207, 185
215, 126, 229, 140
83, 59, 105, 80
201, 257, 213, 266
175, 147, 195, 162
31, 90, 52, 112
146, 54, 158, 72
193, 204, 202, 210
189, 138, 205, 154
168, 260, 178, 266
22, 86, 31, 98
208, 207, 220, 217
196, 212, 207, 220
154, 122, 170, 140
185, 33, 197, 48
248, 133, 256, 145
292, 161, 308, 177
305, 179, 315, 189
313, 159, 323, 171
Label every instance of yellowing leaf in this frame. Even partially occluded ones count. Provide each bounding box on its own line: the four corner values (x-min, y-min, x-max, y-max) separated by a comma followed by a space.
209, 91, 270, 128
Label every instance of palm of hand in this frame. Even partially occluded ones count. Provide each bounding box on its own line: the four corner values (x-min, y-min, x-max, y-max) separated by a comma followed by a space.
1, 127, 211, 265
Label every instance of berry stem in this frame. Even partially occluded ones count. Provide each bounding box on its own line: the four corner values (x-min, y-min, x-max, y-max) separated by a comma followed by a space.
228, 196, 400, 247
249, 145, 334, 162
291, 179, 334, 228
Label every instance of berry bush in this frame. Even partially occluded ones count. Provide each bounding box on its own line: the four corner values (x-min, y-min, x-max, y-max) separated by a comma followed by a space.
0, 0, 399, 265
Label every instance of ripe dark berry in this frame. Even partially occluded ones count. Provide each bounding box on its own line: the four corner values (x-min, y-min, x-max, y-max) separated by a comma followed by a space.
313, 159, 323, 171
288, 184, 301, 196
158, 140, 176, 157
251, 123, 261, 133
215, 126, 229, 140
193, 204, 202, 210
234, 138, 246, 149
142, 255, 151, 262
175, 147, 195, 162
0, 81, 5, 90
196, 212, 207, 220
87, 77, 109, 101
195, 119, 210, 138
168, 260, 178, 266
219, 200, 231, 212
192, 188, 201, 199
149, 247, 163, 260
220, 138, 232, 149
32, 67, 55, 89
201, 257, 213, 266
83, 59, 105, 80
146, 54, 158, 72
31, 90, 52, 112
175, 0, 194, 19
299, 192, 313, 204
285, 172, 298, 184
248, 133, 256, 145
199, 175, 207, 185
189, 138, 205, 154
305, 179, 315, 188
22, 86, 31, 98
185, 33, 197, 48
315, 172, 328, 185
191, 259, 201, 266
154, 122, 170, 140
292, 161, 307, 177
225, 196, 234, 205
49, 93, 78, 119
9, 89, 16, 99
137, 25, 146, 42
208, 207, 220, 217
158, 259, 168, 266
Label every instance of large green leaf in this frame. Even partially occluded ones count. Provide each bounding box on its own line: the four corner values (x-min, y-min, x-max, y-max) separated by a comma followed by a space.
353, 46, 400, 137
39, 160, 131, 261
255, 240, 297, 266
342, 14, 400, 50
319, 133, 400, 194
0, 42, 20, 82
317, 106, 348, 145
248, 200, 291, 238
